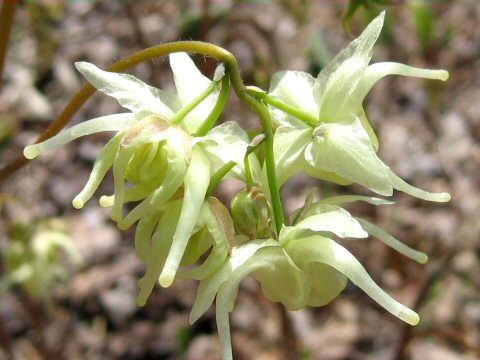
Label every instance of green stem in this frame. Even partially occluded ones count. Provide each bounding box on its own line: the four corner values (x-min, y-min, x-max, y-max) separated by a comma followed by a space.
1, 41, 285, 231
0, 0, 17, 89
170, 79, 217, 125
247, 89, 318, 128
206, 160, 236, 197
260, 110, 285, 233
244, 155, 254, 191
196, 74, 230, 136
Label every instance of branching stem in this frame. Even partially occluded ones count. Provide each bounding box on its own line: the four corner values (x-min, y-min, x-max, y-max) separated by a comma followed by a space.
0, 41, 285, 232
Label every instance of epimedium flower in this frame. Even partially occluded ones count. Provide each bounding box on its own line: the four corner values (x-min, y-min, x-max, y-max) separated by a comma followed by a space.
135, 196, 234, 307
264, 11, 450, 202
190, 191, 428, 360
24, 52, 252, 288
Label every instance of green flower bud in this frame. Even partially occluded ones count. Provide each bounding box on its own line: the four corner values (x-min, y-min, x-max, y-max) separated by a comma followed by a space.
230, 187, 272, 240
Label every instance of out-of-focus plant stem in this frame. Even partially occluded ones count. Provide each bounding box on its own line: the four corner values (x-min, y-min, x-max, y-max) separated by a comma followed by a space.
0, 41, 285, 232
0, 0, 17, 89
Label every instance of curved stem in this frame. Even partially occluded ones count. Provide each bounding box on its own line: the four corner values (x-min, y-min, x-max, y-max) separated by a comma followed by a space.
170, 78, 217, 124
206, 161, 236, 197
246, 89, 318, 128
0, 40, 285, 232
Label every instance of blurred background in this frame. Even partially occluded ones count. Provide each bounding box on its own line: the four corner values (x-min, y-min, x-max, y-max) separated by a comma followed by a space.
0, 1, 479, 359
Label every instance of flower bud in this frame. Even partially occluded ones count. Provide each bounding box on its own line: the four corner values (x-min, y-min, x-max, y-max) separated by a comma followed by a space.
230, 187, 272, 240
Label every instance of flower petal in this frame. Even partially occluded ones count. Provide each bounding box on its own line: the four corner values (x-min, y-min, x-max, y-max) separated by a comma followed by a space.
319, 195, 394, 206
387, 168, 451, 202
271, 126, 312, 186
280, 204, 368, 242
159, 147, 211, 287
136, 201, 183, 306
285, 235, 420, 325
75, 62, 179, 119
269, 71, 318, 128
194, 121, 250, 175
216, 245, 292, 360
72, 132, 124, 209
305, 118, 392, 196
356, 62, 449, 103
189, 238, 277, 324
117, 145, 188, 230
170, 53, 219, 134
177, 198, 232, 280
24, 113, 135, 159
356, 218, 428, 264
315, 11, 385, 121
306, 262, 347, 307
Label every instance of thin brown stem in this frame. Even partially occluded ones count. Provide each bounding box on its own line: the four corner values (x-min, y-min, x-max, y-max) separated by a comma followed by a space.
0, 312, 14, 360
0, 0, 17, 89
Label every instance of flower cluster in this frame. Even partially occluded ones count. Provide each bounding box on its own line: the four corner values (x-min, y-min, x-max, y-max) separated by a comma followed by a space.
24, 11, 450, 360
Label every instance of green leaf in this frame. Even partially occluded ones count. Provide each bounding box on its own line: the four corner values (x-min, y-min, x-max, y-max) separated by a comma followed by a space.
75, 62, 179, 119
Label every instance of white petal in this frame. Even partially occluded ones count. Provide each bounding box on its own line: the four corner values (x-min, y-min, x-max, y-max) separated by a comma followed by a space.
24, 113, 135, 159
159, 147, 211, 287
75, 62, 178, 119
271, 126, 312, 186
216, 246, 287, 360
319, 195, 394, 206
356, 62, 449, 103
189, 239, 277, 324
136, 202, 182, 306
388, 167, 451, 202
306, 118, 392, 196
170, 53, 219, 134
285, 235, 420, 325
356, 218, 428, 264
72, 132, 124, 209
315, 11, 385, 121
280, 204, 368, 242
269, 71, 318, 128
177, 198, 231, 280
194, 121, 250, 174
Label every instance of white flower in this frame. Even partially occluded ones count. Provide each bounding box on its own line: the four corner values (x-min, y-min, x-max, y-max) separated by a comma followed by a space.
267, 11, 450, 202
24, 53, 251, 288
